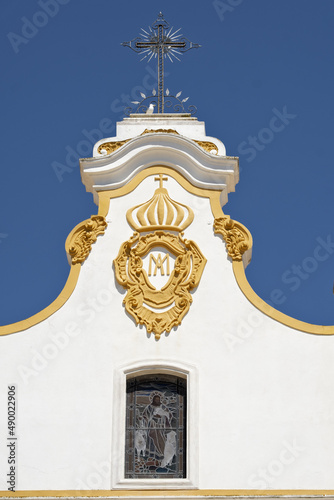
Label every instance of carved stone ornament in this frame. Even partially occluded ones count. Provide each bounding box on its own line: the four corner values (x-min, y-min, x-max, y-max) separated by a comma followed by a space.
97, 130, 218, 157
214, 216, 251, 261
97, 130, 179, 156
114, 175, 206, 339
193, 140, 218, 155
68, 215, 107, 264
141, 129, 219, 154
141, 128, 179, 135
97, 139, 130, 155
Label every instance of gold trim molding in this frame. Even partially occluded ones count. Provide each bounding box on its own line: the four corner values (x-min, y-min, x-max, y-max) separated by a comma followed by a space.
2, 165, 334, 337
0, 215, 106, 336
66, 215, 107, 264
0, 266, 80, 336
98, 166, 334, 336
214, 216, 252, 261
1, 489, 334, 498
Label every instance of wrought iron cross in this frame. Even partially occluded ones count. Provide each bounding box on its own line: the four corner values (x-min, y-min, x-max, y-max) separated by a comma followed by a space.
122, 12, 200, 113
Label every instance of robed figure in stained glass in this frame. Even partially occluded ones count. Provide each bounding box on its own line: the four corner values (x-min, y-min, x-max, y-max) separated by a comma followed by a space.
126, 375, 186, 478
142, 392, 175, 463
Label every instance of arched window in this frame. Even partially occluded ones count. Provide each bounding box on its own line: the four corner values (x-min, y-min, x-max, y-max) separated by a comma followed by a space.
125, 374, 186, 479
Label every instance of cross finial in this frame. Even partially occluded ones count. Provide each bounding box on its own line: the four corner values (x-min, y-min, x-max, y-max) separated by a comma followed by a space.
122, 13, 200, 113
155, 174, 168, 189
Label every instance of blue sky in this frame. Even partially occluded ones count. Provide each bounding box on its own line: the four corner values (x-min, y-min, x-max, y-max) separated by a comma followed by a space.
1, 0, 334, 327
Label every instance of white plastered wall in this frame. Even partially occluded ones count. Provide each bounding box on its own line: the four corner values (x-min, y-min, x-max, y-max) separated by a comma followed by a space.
0, 174, 334, 491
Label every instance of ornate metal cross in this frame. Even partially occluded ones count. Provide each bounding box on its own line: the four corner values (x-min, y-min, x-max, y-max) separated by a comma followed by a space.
122, 12, 200, 113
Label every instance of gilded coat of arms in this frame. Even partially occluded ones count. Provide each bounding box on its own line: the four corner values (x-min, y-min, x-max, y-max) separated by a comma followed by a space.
114, 175, 206, 339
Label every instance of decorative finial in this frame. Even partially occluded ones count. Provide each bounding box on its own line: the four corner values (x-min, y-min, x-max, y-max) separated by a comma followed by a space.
121, 13, 200, 115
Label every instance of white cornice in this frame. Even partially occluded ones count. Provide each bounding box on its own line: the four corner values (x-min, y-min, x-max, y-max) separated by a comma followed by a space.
80, 133, 239, 206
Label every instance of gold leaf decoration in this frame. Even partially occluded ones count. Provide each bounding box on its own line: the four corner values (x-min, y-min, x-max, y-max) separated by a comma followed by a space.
140, 130, 218, 155
214, 217, 251, 261
193, 140, 219, 155
97, 139, 130, 155
67, 216, 107, 264
97, 132, 218, 156
114, 230, 206, 340
141, 128, 180, 135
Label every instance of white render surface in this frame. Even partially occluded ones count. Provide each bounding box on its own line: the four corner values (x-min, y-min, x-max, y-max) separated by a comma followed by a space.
115, 114, 214, 142
0, 116, 334, 493
97, 114, 226, 156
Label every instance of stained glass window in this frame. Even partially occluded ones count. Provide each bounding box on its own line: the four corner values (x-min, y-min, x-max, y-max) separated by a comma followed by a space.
125, 374, 186, 479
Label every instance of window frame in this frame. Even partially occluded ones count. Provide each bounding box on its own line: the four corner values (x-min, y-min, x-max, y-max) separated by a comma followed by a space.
111, 360, 198, 489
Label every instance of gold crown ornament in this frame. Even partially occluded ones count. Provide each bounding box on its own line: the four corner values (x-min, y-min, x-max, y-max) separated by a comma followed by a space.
126, 174, 194, 232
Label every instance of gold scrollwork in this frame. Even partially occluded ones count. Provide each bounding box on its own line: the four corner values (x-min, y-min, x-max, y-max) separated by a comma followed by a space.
97, 130, 218, 157
193, 140, 219, 155
97, 139, 130, 155
214, 217, 251, 261
141, 129, 218, 154
141, 128, 179, 135
66, 215, 107, 264
114, 230, 206, 339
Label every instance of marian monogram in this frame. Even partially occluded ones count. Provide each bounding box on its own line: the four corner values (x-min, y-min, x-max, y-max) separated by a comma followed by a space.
147, 251, 171, 278
114, 175, 206, 339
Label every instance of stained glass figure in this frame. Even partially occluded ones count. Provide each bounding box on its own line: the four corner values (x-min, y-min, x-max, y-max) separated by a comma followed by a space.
125, 374, 186, 478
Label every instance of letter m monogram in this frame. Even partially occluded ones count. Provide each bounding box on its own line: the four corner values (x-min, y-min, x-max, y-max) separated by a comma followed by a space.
148, 253, 170, 276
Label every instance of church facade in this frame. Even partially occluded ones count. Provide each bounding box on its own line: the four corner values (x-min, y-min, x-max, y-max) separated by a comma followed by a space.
0, 111, 334, 499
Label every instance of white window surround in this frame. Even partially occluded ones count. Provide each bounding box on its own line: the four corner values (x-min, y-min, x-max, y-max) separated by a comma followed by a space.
111, 360, 198, 489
